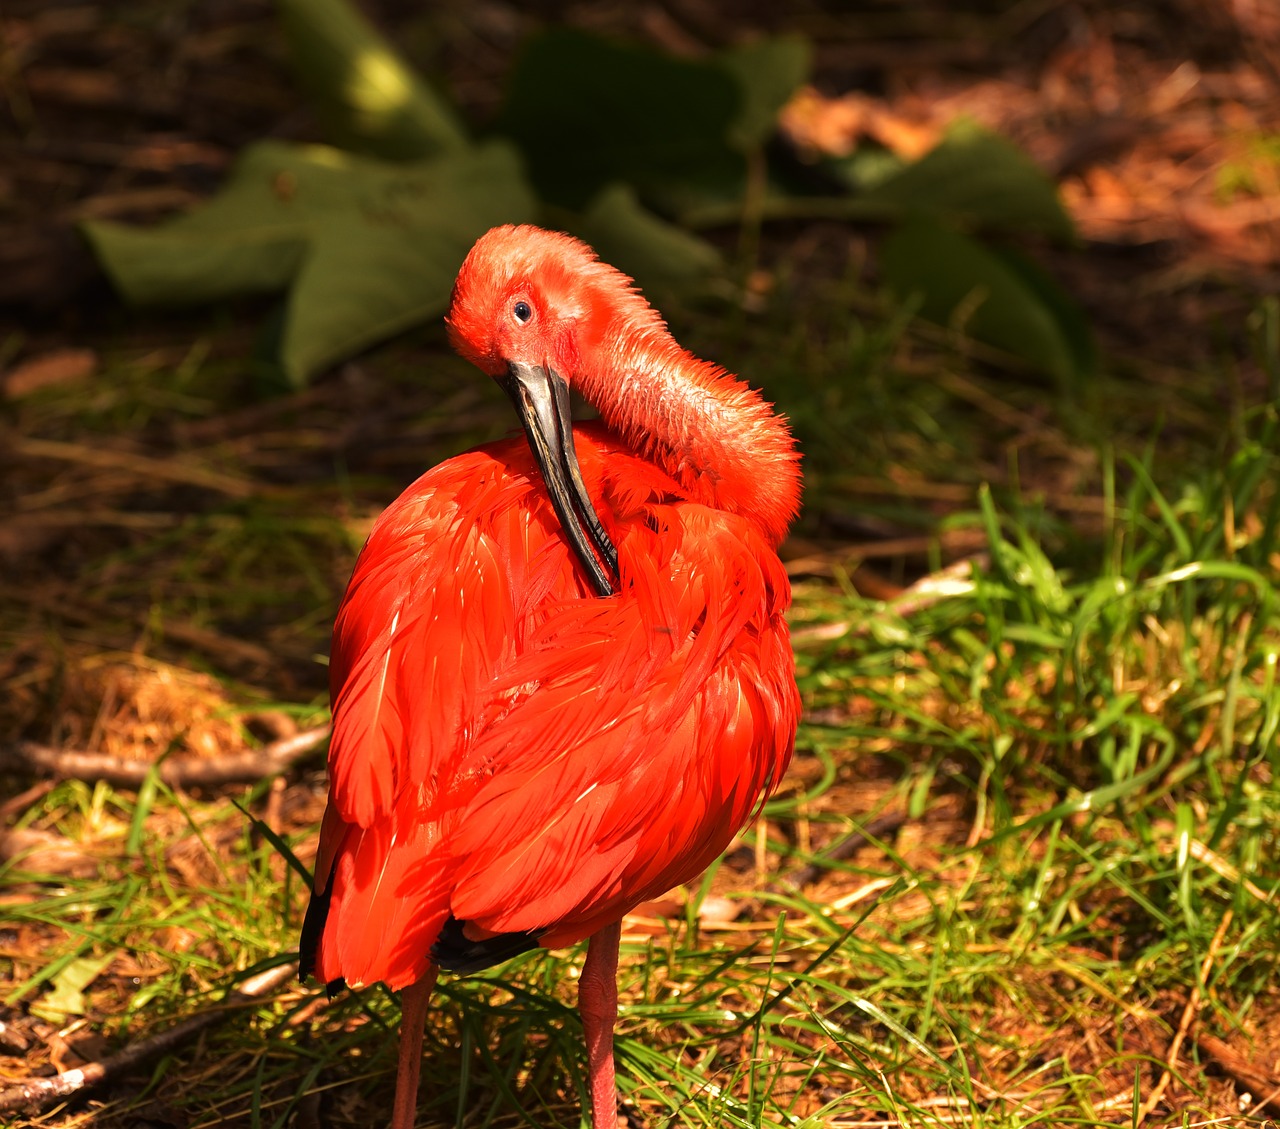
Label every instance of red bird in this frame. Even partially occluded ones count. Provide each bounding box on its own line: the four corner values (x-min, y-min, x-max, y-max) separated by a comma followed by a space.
300, 225, 802, 1129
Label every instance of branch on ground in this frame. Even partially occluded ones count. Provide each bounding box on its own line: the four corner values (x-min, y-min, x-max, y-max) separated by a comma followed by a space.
1197, 1032, 1280, 1116
0, 963, 299, 1116
0, 725, 330, 789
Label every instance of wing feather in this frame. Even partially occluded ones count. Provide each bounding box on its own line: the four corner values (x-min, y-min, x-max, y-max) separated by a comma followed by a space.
447, 505, 798, 940
326, 452, 547, 828
308, 427, 798, 990
310, 441, 589, 989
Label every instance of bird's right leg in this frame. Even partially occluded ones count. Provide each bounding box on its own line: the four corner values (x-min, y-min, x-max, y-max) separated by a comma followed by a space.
390, 966, 439, 1129
579, 920, 622, 1129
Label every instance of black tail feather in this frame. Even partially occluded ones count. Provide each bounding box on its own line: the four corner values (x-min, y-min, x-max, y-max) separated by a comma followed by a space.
297, 880, 332, 983
431, 915, 541, 974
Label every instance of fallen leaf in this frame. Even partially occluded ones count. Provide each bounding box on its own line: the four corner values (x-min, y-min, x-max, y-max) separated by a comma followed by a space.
0, 1018, 31, 1055
48, 1029, 109, 1072
3, 348, 98, 397
30, 952, 118, 1023
697, 895, 739, 923
83, 141, 536, 385
780, 87, 940, 160
631, 897, 683, 919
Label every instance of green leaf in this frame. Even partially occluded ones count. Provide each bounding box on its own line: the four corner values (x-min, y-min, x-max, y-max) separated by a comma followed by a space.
865, 123, 1075, 241
821, 147, 908, 194
83, 155, 309, 307
566, 184, 721, 296
84, 140, 537, 386
498, 29, 807, 218
30, 952, 117, 1022
717, 34, 811, 152
498, 28, 744, 215
991, 241, 1097, 382
278, 0, 467, 159
881, 217, 1092, 386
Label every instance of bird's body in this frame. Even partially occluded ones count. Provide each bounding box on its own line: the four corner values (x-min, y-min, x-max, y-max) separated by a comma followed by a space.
301, 225, 801, 1128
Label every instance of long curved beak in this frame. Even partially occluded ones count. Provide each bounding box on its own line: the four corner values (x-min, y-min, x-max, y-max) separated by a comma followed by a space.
498, 361, 619, 598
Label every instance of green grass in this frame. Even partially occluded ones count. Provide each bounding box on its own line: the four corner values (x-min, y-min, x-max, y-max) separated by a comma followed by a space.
2, 285, 1279, 1128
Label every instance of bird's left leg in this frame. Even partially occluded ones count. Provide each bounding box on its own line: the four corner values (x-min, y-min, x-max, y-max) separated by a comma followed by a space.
579, 920, 622, 1129
390, 966, 439, 1129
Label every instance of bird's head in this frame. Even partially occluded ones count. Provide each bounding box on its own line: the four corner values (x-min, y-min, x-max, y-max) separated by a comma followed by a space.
447, 224, 626, 381
446, 225, 623, 596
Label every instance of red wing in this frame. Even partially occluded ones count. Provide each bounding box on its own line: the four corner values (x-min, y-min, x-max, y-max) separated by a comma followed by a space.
445, 506, 799, 943
307, 444, 593, 989
307, 438, 797, 990
325, 449, 585, 830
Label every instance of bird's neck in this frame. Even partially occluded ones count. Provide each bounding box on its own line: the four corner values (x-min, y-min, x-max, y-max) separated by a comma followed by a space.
573, 317, 801, 547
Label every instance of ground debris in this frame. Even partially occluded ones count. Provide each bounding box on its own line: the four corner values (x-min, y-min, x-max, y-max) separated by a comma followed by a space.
0, 725, 329, 790
0, 964, 298, 1119
1198, 1031, 1280, 1116
2, 349, 98, 399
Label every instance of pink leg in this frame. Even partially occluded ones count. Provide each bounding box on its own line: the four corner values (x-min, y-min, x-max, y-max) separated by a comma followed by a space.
391, 967, 438, 1129
579, 921, 622, 1129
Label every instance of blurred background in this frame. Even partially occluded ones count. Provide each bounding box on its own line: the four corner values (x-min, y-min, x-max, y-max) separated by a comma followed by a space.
2, 2, 1279, 1127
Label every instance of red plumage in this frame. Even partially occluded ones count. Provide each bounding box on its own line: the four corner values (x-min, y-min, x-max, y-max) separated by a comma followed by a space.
308, 423, 797, 989
300, 225, 802, 1129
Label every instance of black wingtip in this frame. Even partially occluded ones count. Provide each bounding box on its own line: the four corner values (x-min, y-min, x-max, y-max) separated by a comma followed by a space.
431, 915, 541, 974
298, 880, 333, 984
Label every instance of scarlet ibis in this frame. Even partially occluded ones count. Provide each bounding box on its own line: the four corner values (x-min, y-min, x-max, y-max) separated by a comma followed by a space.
299, 224, 802, 1128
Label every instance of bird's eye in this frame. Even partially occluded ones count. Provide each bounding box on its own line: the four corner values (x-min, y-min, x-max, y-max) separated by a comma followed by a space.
513, 300, 532, 324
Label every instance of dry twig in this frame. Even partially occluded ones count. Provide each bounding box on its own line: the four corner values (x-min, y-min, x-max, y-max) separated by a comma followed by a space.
1198, 1033, 1280, 1116
1137, 909, 1234, 1124
791, 556, 981, 645
785, 530, 990, 578
0, 725, 330, 789
8, 435, 272, 498
0, 963, 298, 1116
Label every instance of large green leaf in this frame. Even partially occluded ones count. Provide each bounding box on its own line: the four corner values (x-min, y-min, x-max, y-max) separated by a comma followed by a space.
278, 0, 467, 160
716, 34, 811, 152
499, 28, 741, 214
881, 217, 1093, 386
498, 29, 808, 218
991, 241, 1098, 383
84, 141, 536, 385
566, 184, 721, 297
865, 123, 1075, 242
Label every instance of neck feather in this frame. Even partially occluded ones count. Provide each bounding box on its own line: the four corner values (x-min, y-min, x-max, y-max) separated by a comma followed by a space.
572, 305, 801, 547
